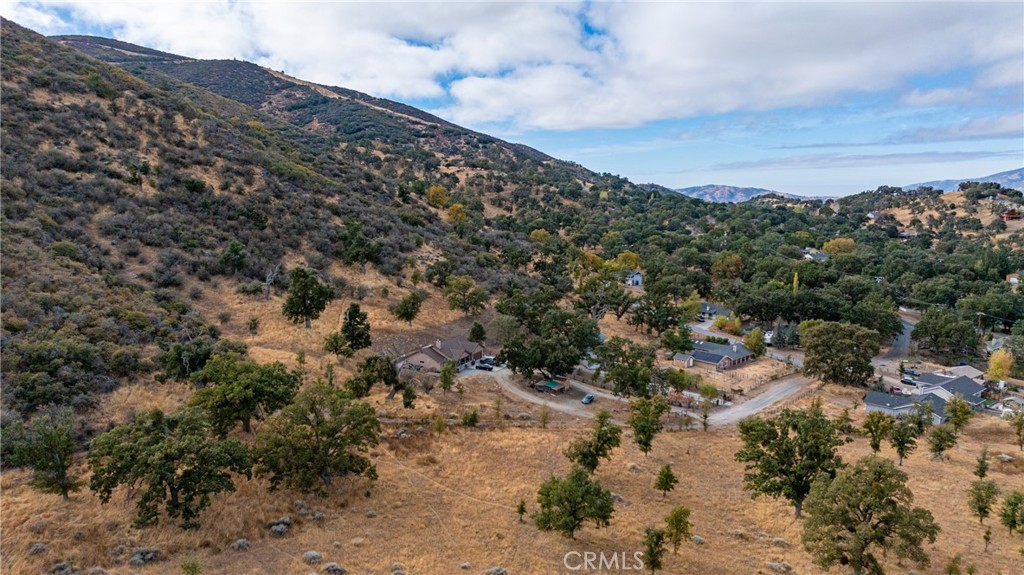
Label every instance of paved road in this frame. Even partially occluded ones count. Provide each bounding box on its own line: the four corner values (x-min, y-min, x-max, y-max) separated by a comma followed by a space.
881, 319, 914, 360
708, 373, 811, 425
469, 364, 810, 427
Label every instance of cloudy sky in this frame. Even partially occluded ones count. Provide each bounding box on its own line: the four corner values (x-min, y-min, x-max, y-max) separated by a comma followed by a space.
3, 1, 1022, 196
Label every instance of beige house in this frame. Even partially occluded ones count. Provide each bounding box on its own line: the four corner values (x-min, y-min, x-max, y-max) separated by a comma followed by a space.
397, 335, 483, 373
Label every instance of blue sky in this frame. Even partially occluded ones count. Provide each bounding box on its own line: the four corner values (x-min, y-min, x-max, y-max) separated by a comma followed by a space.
3, 1, 1022, 196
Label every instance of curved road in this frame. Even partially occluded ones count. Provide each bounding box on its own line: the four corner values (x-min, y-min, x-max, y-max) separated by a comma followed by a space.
470, 366, 810, 428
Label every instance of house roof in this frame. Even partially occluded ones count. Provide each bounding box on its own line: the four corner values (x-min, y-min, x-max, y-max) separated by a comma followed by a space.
804, 251, 830, 261
864, 391, 916, 410
625, 270, 642, 278
691, 350, 726, 365
700, 302, 732, 316
914, 372, 955, 386
939, 377, 985, 401
864, 392, 947, 419
433, 335, 482, 361
920, 393, 948, 419
939, 365, 984, 380
692, 339, 754, 360
986, 337, 1006, 354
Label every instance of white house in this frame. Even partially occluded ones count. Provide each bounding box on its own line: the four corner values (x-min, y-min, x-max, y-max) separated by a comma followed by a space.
624, 270, 643, 287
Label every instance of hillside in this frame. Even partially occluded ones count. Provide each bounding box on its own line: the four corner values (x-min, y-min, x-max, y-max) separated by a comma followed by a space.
904, 167, 1024, 192
4, 17, 1024, 575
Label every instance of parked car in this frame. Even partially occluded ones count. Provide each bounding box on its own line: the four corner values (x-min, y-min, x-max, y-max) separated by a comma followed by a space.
904, 368, 920, 377
581, 394, 595, 405
477, 363, 493, 371
899, 377, 916, 385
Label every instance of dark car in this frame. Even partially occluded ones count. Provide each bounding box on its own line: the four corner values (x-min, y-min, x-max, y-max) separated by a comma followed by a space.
900, 377, 916, 385
904, 369, 920, 377
582, 394, 595, 405
477, 362, 493, 371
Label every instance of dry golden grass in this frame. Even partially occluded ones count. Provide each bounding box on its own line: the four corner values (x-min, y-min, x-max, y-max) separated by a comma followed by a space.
6, 377, 1023, 575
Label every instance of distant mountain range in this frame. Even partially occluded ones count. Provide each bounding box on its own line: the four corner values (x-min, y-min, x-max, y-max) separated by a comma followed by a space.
904, 168, 1024, 192
673, 185, 801, 203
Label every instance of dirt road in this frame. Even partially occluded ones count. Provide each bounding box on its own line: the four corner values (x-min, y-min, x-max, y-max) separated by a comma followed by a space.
469, 365, 811, 427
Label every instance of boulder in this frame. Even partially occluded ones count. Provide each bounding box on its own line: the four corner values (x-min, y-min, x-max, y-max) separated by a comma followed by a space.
303, 551, 322, 565
128, 548, 159, 567
230, 539, 250, 551
322, 563, 347, 575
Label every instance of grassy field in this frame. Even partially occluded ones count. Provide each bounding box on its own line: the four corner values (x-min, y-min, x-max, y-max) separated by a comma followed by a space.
4, 378, 1023, 575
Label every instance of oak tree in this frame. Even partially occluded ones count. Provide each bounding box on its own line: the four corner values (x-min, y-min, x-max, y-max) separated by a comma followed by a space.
664, 505, 692, 554
801, 321, 880, 387
282, 267, 334, 329
88, 408, 251, 529
390, 291, 423, 326
255, 382, 380, 494
889, 419, 919, 465
628, 395, 670, 455
736, 401, 845, 517
862, 411, 895, 454
802, 456, 940, 575
565, 410, 621, 474
535, 466, 614, 539
6, 406, 83, 500
189, 354, 301, 434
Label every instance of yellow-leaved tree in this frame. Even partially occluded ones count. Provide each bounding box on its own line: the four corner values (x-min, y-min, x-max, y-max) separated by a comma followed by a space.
425, 184, 448, 208
986, 348, 1015, 381
822, 238, 856, 255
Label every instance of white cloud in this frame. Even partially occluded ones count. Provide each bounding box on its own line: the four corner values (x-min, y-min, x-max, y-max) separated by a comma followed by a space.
1, 1, 1021, 132
894, 113, 1024, 143
710, 150, 1021, 171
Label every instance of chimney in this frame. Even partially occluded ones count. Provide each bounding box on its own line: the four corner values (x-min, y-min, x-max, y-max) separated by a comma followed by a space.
732, 344, 738, 352
435, 339, 442, 350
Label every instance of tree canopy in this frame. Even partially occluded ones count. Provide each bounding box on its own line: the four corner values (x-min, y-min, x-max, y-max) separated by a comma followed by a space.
88, 408, 251, 529
6, 406, 83, 500
802, 456, 940, 575
801, 321, 880, 386
282, 267, 334, 329
628, 395, 670, 455
565, 410, 622, 474
736, 401, 846, 517
189, 353, 301, 434
534, 465, 615, 539
255, 382, 380, 494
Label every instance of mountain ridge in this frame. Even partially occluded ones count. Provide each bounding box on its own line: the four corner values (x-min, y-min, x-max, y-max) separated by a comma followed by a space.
673, 184, 800, 203
903, 167, 1024, 192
